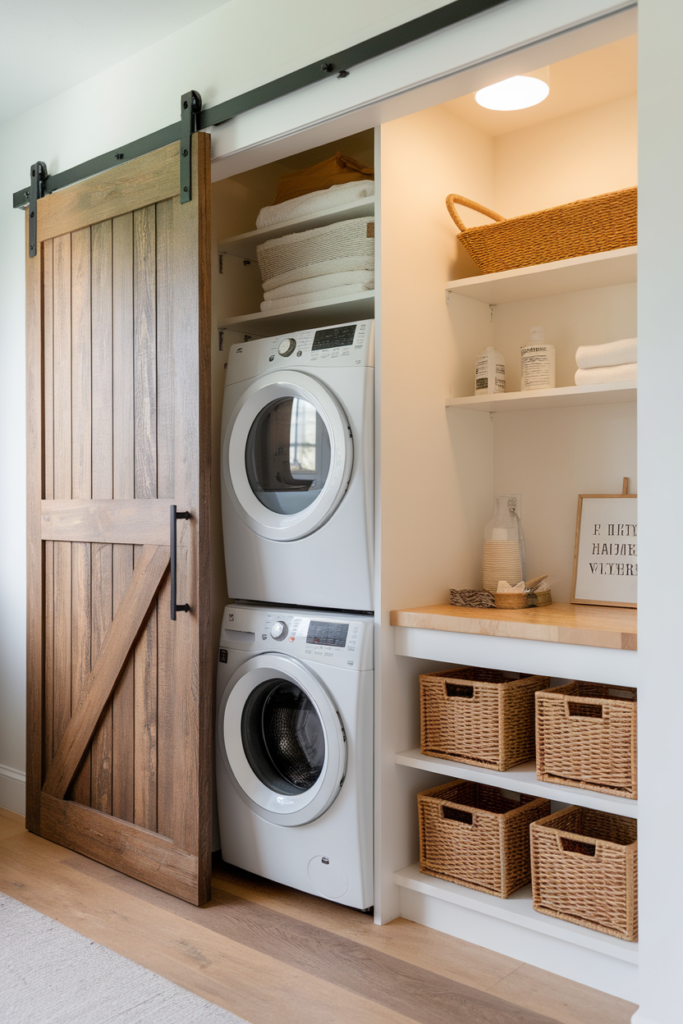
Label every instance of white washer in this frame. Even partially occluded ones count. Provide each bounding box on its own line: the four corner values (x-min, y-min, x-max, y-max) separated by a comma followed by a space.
216, 603, 373, 911
221, 320, 374, 612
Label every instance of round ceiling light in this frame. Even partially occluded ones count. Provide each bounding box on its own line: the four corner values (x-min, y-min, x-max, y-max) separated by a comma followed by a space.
475, 75, 549, 111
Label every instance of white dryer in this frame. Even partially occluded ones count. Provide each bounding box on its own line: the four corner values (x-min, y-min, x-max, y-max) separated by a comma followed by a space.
216, 604, 373, 910
221, 321, 374, 612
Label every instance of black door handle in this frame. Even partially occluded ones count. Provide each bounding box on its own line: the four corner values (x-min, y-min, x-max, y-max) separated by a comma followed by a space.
170, 504, 191, 620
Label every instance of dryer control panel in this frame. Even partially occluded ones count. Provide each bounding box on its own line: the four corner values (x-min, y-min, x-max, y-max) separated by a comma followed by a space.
220, 604, 373, 671
225, 320, 375, 384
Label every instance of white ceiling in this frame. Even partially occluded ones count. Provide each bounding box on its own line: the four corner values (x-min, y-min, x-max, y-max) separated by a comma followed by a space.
444, 35, 637, 136
0, 0, 231, 124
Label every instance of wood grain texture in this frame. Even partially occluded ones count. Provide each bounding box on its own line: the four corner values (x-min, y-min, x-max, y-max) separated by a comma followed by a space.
43, 544, 170, 801
39, 794, 201, 904
41, 499, 173, 544
111, 211, 136, 825
389, 603, 638, 651
112, 213, 134, 502
133, 204, 157, 501
25, 215, 44, 833
112, 545, 135, 823
90, 220, 114, 811
156, 134, 212, 902
134, 546, 158, 832
28, 136, 212, 905
53, 233, 71, 501
36, 142, 181, 243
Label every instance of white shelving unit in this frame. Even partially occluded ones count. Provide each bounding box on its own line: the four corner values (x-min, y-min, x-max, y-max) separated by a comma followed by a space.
218, 197, 375, 260
217, 196, 376, 337
218, 292, 375, 337
446, 381, 636, 412
445, 246, 637, 304
394, 864, 638, 964
395, 748, 638, 817
388, 241, 639, 997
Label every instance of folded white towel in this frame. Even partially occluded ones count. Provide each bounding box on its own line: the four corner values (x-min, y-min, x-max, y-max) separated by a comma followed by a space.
575, 363, 637, 385
256, 180, 375, 229
575, 337, 637, 369
263, 270, 374, 302
262, 254, 375, 291
260, 283, 374, 312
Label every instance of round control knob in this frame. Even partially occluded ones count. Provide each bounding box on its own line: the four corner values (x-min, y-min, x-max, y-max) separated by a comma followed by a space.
270, 620, 288, 641
278, 338, 297, 357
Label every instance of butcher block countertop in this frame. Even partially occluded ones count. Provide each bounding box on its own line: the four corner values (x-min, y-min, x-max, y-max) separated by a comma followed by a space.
389, 602, 637, 651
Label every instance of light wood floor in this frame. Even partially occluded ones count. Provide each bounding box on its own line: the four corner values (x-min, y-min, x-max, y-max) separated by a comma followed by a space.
0, 808, 636, 1024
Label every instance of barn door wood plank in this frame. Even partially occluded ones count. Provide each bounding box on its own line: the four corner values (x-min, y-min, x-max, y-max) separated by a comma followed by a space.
37, 143, 180, 244
156, 135, 212, 901
42, 238, 55, 779
111, 212, 136, 824
70, 227, 93, 806
89, 219, 114, 812
52, 234, 73, 759
40, 792, 199, 903
42, 544, 170, 801
41, 498, 171, 545
133, 204, 158, 831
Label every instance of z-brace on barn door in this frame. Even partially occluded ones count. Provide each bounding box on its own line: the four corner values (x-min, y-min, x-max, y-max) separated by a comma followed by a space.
25, 134, 212, 905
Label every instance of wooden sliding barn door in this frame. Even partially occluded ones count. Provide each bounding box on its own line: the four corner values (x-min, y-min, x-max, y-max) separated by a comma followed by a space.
25, 135, 212, 904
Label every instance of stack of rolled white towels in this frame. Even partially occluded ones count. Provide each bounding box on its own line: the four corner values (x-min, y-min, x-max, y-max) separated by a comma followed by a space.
574, 337, 637, 385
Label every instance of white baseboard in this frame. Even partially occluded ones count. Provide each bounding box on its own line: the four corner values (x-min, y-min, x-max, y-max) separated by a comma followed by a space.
0, 763, 26, 816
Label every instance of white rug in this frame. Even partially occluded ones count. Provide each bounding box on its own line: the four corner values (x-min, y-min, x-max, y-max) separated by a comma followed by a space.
0, 893, 249, 1023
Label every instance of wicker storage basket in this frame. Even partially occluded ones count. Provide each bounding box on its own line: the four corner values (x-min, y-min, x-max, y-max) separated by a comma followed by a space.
419, 780, 551, 897
445, 187, 637, 275
420, 667, 550, 771
530, 806, 638, 940
256, 216, 375, 290
536, 682, 637, 799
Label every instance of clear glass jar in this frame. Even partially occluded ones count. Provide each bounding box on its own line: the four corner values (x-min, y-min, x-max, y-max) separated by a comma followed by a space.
482, 496, 526, 593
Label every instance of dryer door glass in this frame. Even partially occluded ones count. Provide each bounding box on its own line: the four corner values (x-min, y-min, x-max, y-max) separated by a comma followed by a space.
245, 397, 331, 514
241, 679, 326, 795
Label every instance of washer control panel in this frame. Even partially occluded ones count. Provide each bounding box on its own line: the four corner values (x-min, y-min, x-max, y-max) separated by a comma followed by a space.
220, 604, 373, 670
226, 320, 375, 384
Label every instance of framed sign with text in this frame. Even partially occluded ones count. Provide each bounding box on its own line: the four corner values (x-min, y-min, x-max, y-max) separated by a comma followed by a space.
570, 489, 637, 608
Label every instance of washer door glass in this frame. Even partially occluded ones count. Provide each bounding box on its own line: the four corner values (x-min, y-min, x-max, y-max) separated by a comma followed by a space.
223, 371, 353, 542
242, 679, 325, 794
245, 397, 331, 515
219, 653, 347, 826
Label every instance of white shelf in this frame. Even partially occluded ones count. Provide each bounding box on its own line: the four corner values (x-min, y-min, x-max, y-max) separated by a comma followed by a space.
219, 292, 375, 337
218, 198, 375, 261
394, 864, 638, 964
445, 246, 637, 305
446, 382, 636, 412
395, 748, 637, 818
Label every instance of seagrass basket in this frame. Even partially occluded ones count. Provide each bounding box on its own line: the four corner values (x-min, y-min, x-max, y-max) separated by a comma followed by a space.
418, 780, 551, 897
536, 682, 637, 799
445, 187, 637, 274
420, 667, 550, 771
530, 806, 638, 940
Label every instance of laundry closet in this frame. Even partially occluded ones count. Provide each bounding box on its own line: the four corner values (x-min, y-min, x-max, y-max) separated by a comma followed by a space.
209, 23, 638, 1002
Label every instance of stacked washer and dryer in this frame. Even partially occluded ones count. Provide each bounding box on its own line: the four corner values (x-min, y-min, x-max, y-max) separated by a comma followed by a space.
216, 320, 375, 911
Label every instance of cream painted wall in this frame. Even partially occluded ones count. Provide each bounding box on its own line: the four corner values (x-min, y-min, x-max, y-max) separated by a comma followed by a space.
494, 93, 638, 216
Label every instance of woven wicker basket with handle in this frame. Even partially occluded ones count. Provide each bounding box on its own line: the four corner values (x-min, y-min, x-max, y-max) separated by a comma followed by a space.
446, 187, 637, 274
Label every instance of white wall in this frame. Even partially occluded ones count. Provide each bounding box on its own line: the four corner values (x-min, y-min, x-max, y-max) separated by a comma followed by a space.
0, 0, 469, 814
634, 1, 683, 1022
